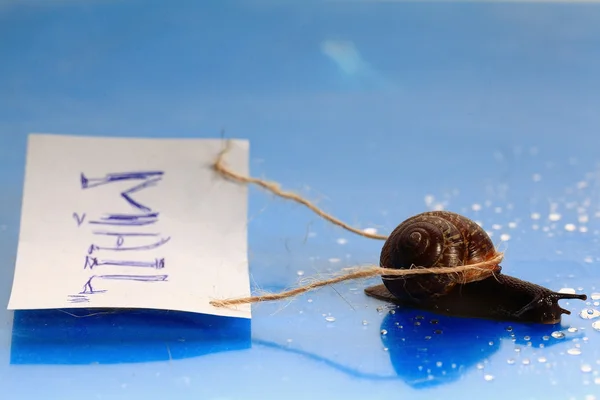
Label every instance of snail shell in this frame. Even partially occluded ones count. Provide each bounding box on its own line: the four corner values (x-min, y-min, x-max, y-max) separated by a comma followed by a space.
365, 211, 587, 324
379, 211, 499, 302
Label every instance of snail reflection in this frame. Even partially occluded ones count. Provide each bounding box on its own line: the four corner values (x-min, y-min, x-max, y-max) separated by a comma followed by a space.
379, 307, 578, 389
253, 306, 579, 389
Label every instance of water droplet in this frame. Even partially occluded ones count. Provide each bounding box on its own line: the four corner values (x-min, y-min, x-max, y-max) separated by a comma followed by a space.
551, 331, 566, 339
506, 326, 513, 332
296, 270, 305, 276
434, 329, 442, 335
472, 203, 482, 211
567, 348, 582, 355
363, 228, 378, 235
307, 298, 313, 303
436, 361, 443, 367
549, 213, 562, 222
362, 320, 369, 326
524, 335, 531, 341
328, 258, 341, 263
579, 309, 600, 320
424, 336, 432, 340
581, 364, 593, 373
559, 288, 577, 294
415, 315, 424, 320
579, 215, 590, 224
595, 377, 600, 385
507, 358, 516, 365
500, 233, 511, 241
591, 321, 600, 331
538, 356, 547, 363
336, 238, 347, 245
380, 329, 388, 335
476, 363, 484, 370
543, 335, 550, 341
508, 221, 518, 229
325, 316, 336, 322
389, 309, 395, 315
382, 347, 389, 352
568, 327, 579, 333
492, 224, 502, 230
565, 223, 577, 232
430, 319, 439, 324
484, 374, 494, 381
532, 173, 542, 182
522, 359, 531, 365
531, 212, 541, 220
414, 321, 421, 326
488, 341, 494, 346
591, 293, 600, 301
514, 347, 521, 353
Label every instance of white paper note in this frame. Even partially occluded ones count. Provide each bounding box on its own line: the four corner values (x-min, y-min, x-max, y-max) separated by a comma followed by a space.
7, 133, 251, 319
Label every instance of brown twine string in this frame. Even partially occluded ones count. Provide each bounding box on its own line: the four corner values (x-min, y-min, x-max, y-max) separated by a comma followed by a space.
213, 140, 389, 240
209, 140, 504, 309
209, 252, 504, 308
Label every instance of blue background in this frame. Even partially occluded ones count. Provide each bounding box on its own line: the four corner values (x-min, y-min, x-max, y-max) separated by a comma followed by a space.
2, 1, 600, 399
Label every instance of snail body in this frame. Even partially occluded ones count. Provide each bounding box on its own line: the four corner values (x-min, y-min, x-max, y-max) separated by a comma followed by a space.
364, 211, 587, 324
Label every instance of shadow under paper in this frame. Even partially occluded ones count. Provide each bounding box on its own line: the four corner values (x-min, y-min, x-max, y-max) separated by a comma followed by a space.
9, 308, 251, 365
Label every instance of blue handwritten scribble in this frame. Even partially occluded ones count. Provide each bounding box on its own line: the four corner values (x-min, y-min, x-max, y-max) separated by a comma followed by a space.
80, 171, 164, 189
72, 212, 86, 226
83, 256, 165, 270
72, 169, 169, 304
67, 295, 90, 303
120, 178, 162, 212
81, 274, 169, 294
93, 231, 159, 237
80, 171, 164, 212
88, 212, 159, 226
87, 236, 171, 254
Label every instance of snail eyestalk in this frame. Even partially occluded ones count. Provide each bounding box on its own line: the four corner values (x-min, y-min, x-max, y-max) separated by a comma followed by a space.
551, 292, 587, 301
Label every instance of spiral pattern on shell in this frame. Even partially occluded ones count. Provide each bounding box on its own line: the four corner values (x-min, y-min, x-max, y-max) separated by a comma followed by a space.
380, 211, 500, 302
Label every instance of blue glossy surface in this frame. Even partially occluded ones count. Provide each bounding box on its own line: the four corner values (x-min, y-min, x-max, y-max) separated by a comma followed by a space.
2, 1, 600, 399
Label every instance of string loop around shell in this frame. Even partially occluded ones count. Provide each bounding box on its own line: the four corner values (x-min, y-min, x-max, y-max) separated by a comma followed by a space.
209, 140, 504, 308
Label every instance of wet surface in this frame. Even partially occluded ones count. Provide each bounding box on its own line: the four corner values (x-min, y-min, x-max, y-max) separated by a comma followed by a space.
1, 1, 600, 399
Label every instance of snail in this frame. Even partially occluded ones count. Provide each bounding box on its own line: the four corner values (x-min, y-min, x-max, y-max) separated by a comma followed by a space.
364, 211, 587, 324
